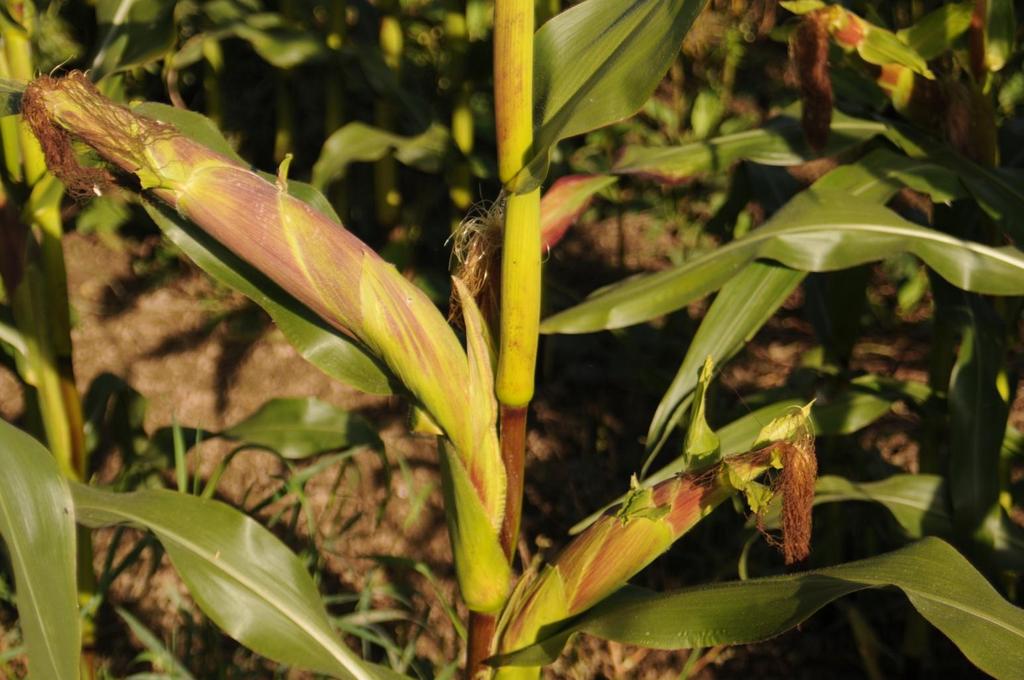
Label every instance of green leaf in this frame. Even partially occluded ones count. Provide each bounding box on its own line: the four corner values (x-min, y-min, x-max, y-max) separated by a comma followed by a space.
514, 0, 708, 191
642, 262, 805, 465
980, 0, 1016, 72
491, 538, 1024, 679
896, 3, 973, 61
540, 174, 616, 250
116, 607, 196, 680
312, 122, 450, 191
613, 110, 886, 183
946, 295, 1008, 536
0, 77, 24, 117
90, 0, 178, 80
540, 190, 1024, 333
640, 152, 956, 463
885, 126, 1024, 243
0, 420, 79, 680
133, 105, 395, 397
233, 13, 329, 69
71, 484, 406, 680
821, 148, 965, 205
804, 474, 953, 537
222, 398, 381, 459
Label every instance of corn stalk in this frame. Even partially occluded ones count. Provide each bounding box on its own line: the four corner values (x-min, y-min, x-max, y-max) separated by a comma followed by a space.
376, 2, 404, 226
462, 0, 542, 673
0, 1, 93, 671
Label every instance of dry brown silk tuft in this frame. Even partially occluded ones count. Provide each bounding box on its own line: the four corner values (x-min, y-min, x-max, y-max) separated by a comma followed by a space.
754, 434, 817, 565
22, 73, 175, 198
791, 10, 833, 152
22, 76, 115, 198
779, 433, 817, 564
448, 198, 504, 330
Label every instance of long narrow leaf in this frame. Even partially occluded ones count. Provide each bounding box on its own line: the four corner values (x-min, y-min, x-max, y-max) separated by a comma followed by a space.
90, 0, 178, 80
540, 174, 616, 250
222, 398, 381, 459
641, 149, 952, 459
614, 111, 886, 183
885, 126, 1024, 243
642, 263, 804, 464
71, 484, 406, 680
491, 538, 1024, 679
946, 294, 1008, 535
540, 190, 1024, 333
0, 420, 79, 680
514, 0, 708, 190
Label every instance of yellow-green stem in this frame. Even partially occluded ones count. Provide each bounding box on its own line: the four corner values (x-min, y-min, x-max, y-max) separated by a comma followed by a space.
496, 189, 540, 405
202, 38, 225, 127
326, 1, 349, 218
375, 13, 404, 226
0, 47, 21, 181
493, 0, 538, 407
447, 3, 473, 213
0, 12, 95, 663
465, 0, 540, 675
3, 7, 45, 184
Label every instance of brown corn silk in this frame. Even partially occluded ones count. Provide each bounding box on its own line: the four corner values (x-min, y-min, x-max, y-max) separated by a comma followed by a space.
23, 72, 510, 611
791, 10, 833, 152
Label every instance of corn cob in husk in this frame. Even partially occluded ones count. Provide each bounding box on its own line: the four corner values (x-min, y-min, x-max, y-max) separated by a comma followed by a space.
490, 404, 816, 679
23, 72, 510, 612
789, 4, 996, 164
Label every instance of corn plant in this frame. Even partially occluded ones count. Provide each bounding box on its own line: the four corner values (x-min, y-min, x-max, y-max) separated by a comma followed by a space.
1, 0, 1024, 679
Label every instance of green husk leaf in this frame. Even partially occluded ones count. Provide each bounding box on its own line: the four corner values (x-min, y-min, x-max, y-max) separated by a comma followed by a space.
616, 476, 670, 524
438, 441, 510, 613
857, 19, 935, 79
681, 356, 719, 468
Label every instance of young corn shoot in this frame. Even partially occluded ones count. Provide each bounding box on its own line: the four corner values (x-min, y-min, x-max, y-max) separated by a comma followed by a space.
22, 72, 511, 613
